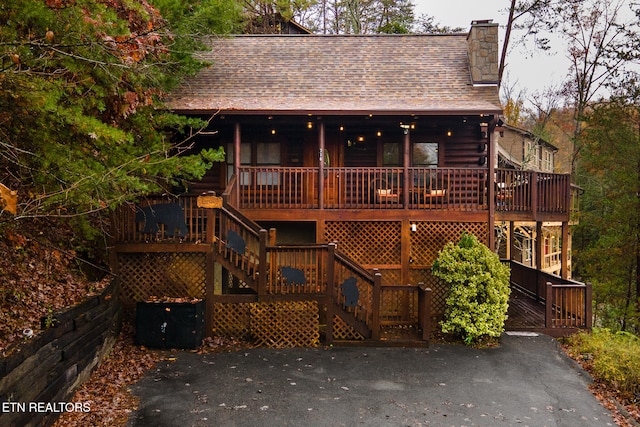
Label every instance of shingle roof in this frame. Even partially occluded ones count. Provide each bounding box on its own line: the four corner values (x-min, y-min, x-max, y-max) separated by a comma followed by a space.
166, 34, 503, 115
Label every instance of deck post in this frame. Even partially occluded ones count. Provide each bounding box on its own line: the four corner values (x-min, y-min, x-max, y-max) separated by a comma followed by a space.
257, 229, 268, 297
561, 221, 569, 279
205, 250, 215, 337
318, 122, 325, 210
371, 269, 382, 340
233, 123, 241, 204
585, 282, 593, 329
403, 127, 410, 208
545, 281, 553, 329
531, 171, 539, 219
535, 221, 544, 300
487, 118, 496, 250
325, 243, 336, 345
418, 282, 432, 343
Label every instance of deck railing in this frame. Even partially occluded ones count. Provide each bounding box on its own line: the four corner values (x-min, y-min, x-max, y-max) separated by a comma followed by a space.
509, 260, 592, 330
235, 166, 570, 215
495, 169, 571, 214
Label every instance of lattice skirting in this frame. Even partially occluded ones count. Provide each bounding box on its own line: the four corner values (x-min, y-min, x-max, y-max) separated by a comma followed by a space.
118, 252, 207, 317
213, 301, 320, 348
331, 314, 365, 341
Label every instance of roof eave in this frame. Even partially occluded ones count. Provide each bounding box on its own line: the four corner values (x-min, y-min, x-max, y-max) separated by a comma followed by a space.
168, 108, 504, 117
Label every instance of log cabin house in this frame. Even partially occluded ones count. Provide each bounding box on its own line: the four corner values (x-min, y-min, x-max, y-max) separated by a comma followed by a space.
112, 21, 591, 346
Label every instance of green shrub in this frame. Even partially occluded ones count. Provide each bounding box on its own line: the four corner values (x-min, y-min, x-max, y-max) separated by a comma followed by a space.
432, 232, 511, 345
566, 329, 640, 400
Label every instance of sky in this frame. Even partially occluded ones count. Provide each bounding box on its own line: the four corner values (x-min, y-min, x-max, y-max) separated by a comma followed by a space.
412, 0, 569, 98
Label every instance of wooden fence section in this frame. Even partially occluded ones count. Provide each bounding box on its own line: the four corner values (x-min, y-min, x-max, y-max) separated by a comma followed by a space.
0, 281, 121, 427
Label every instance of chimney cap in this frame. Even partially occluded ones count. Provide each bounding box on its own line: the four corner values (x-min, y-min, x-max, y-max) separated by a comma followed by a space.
471, 19, 494, 25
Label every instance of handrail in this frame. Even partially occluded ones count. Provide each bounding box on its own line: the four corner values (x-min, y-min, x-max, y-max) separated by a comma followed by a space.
508, 260, 591, 330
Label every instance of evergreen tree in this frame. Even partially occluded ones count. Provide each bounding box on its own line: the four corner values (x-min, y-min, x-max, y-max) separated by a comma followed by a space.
0, 0, 238, 219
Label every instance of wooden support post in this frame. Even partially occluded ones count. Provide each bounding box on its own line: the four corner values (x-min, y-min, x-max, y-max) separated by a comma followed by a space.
561, 221, 569, 279
401, 219, 411, 287
509, 221, 515, 261
585, 282, 593, 329
318, 122, 325, 210
205, 250, 215, 337
325, 243, 336, 345
403, 127, 410, 208
418, 282, 432, 343
234, 122, 241, 204
531, 171, 539, 219
536, 221, 544, 299
545, 281, 553, 329
257, 229, 268, 298
371, 269, 382, 341
487, 119, 496, 250
206, 208, 215, 244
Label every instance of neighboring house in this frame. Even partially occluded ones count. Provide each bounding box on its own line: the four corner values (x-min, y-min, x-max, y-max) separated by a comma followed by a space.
112, 20, 588, 344
496, 124, 557, 173
493, 125, 571, 278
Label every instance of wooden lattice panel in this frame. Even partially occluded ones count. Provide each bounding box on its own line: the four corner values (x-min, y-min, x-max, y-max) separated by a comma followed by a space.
379, 269, 401, 286
250, 301, 319, 348
332, 314, 365, 341
212, 303, 251, 339
118, 252, 207, 313
410, 221, 488, 266
325, 221, 401, 265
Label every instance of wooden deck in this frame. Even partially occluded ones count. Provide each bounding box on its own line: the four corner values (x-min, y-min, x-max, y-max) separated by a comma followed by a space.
505, 285, 546, 330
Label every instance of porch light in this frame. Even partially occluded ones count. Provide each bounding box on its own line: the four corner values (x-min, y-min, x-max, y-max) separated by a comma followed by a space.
446, 129, 452, 137
376, 130, 382, 137
339, 126, 344, 131
307, 121, 313, 129
271, 129, 276, 135
357, 135, 365, 142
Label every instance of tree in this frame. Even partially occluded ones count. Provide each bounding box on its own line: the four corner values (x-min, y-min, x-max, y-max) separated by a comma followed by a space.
506, 0, 637, 172
574, 96, 640, 333
0, 0, 233, 221
299, 0, 414, 34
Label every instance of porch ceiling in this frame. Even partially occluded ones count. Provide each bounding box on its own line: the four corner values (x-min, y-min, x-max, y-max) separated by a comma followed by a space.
167, 35, 502, 116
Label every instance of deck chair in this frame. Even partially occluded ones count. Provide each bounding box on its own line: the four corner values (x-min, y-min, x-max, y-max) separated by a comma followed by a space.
372, 178, 399, 203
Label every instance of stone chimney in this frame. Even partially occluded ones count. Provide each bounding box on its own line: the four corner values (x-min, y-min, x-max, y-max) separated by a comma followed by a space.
467, 20, 499, 85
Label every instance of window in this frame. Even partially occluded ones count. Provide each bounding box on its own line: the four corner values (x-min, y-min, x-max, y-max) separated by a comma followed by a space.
227, 143, 251, 184
412, 142, 438, 167
383, 143, 401, 166
543, 149, 553, 172
227, 142, 281, 185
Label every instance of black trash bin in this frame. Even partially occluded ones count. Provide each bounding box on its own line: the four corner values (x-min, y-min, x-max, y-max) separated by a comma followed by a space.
135, 300, 205, 349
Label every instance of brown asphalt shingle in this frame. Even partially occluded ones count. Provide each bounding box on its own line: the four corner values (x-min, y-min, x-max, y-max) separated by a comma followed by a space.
167, 34, 502, 115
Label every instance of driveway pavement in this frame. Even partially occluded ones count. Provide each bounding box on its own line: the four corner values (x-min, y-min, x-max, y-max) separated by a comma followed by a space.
127, 333, 615, 426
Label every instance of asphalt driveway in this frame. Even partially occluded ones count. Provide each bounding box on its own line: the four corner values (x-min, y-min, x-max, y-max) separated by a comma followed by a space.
127, 333, 615, 427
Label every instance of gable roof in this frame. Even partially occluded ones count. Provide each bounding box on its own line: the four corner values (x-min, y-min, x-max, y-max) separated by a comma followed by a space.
167, 34, 503, 116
